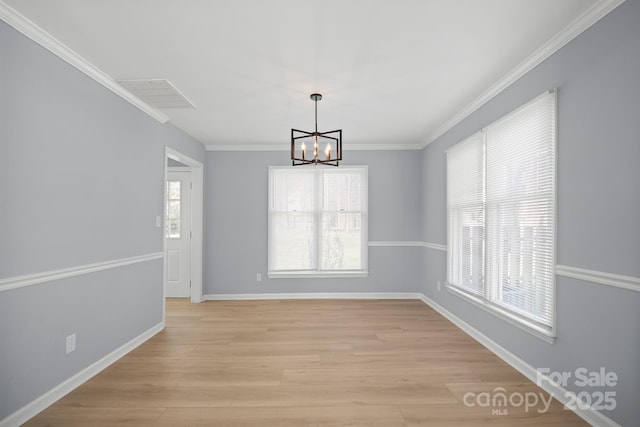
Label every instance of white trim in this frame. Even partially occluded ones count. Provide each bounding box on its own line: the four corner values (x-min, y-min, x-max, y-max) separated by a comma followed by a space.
0, 1, 169, 124
422, 0, 625, 147
267, 272, 369, 279
418, 294, 621, 427
0, 322, 164, 427
204, 292, 422, 301
368, 241, 447, 251
0, 252, 163, 292
206, 144, 284, 151
205, 143, 423, 152
420, 241, 447, 251
368, 241, 424, 247
444, 284, 556, 344
556, 264, 640, 293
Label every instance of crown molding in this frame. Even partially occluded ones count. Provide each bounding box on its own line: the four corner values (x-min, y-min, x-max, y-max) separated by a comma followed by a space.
205, 143, 423, 151
206, 144, 287, 152
0, 1, 169, 124
421, 0, 625, 148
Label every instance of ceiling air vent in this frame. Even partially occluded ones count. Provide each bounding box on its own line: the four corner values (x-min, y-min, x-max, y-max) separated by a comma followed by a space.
117, 79, 196, 108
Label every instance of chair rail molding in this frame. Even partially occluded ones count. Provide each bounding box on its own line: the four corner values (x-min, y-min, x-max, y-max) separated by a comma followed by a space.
555, 264, 640, 293
0, 252, 164, 292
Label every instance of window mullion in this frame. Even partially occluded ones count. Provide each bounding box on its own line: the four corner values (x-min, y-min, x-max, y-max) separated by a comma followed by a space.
481, 130, 490, 304
315, 169, 323, 272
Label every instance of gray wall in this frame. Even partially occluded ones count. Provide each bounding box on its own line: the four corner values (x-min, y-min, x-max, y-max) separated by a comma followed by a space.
204, 150, 422, 295
419, 2, 640, 425
0, 20, 204, 420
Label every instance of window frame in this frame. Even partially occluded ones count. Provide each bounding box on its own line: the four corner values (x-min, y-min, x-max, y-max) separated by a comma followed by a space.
267, 165, 368, 278
445, 90, 557, 343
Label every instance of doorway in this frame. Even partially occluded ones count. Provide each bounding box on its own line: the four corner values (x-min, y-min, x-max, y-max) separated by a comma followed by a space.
163, 148, 203, 309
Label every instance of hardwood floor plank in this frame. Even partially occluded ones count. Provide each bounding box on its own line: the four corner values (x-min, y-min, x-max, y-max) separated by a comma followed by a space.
227, 384, 457, 407
280, 366, 480, 386
400, 404, 588, 427
23, 407, 166, 427
155, 406, 406, 427
54, 383, 233, 408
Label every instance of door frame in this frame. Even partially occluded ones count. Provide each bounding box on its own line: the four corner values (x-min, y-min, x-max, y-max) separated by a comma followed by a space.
163, 147, 204, 311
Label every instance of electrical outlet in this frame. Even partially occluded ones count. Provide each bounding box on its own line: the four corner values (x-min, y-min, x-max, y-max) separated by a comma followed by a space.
66, 334, 76, 354
437, 281, 442, 291
256, 273, 262, 282
155, 216, 162, 227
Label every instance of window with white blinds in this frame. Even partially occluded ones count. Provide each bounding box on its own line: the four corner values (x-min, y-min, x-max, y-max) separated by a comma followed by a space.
268, 166, 368, 277
447, 90, 556, 337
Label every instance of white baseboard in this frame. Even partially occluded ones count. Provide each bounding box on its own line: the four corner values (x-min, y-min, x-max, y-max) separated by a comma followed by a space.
417, 294, 620, 427
0, 322, 165, 427
204, 292, 422, 301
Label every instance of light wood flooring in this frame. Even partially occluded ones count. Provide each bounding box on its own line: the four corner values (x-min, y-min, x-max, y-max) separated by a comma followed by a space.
25, 299, 588, 426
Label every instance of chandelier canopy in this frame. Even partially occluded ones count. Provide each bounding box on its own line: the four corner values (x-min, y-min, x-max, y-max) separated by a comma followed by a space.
291, 93, 342, 166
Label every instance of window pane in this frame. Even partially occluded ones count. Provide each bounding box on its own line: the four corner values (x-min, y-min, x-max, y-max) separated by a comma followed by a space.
271, 170, 315, 212
165, 181, 181, 239
270, 212, 316, 270
447, 132, 485, 295
167, 200, 180, 219
321, 212, 362, 270
166, 219, 180, 239
323, 172, 362, 211
459, 207, 485, 293
168, 181, 181, 199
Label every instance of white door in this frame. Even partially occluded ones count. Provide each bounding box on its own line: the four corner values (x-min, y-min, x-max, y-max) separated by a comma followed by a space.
165, 170, 191, 297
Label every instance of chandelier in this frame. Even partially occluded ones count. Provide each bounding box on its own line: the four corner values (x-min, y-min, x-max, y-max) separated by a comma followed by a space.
291, 93, 342, 166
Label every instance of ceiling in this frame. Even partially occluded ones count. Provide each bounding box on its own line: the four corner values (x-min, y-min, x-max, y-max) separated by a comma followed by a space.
4, 0, 611, 149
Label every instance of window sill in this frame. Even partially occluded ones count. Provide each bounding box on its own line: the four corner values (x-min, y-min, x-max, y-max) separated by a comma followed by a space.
268, 271, 368, 279
444, 283, 556, 344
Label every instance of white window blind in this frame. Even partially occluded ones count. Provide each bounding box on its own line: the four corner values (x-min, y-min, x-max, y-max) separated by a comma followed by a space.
447, 132, 485, 296
447, 90, 556, 334
268, 166, 368, 276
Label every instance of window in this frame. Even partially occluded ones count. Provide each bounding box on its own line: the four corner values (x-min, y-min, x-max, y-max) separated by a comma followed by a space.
268, 166, 368, 277
447, 90, 556, 340
166, 180, 181, 239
